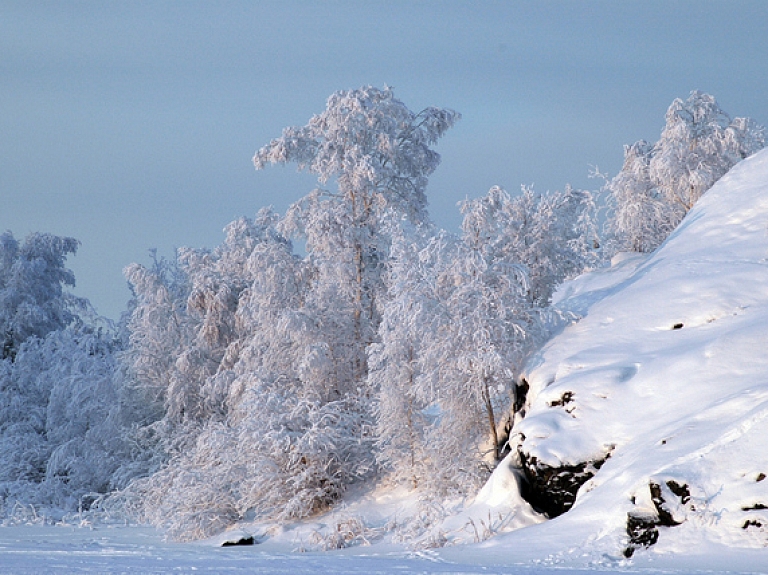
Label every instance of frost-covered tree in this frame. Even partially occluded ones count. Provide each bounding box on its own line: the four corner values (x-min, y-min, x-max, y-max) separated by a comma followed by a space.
0, 327, 121, 515
116, 249, 192, 477
605, 141, 676, 254
372, 184, 596, 494
114, 88, 461, 538
461, 185, 598, 306
608, 91, 765, 253
651, 91, 764, 212
373, 228, 542, 494
369, 225, 436, 488
117, 210, 286, 451
0, 232, 122, 518
0, 232, 84, 360
114, 208, 379, 538
254, 85, 459, 387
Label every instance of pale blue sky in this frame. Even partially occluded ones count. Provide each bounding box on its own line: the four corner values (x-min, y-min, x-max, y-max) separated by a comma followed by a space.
3, 1, 767, 320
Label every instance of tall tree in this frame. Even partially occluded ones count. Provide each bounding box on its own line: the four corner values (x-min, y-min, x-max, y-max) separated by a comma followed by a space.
254, 85, 459, 387
651, 91, 764, 212
369, 224, 435, 488
0, 231, 122, 517
373, 185, 597, 493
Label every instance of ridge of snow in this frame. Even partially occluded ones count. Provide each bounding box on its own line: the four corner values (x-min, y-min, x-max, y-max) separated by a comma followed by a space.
499, 148, 768, 556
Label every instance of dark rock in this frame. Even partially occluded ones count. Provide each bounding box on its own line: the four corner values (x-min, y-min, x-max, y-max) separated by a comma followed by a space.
624, 480, 690, 557
741, 503, 767, 511
517, 450, 611, 518
672, 323, 684, 330
624, 513, 659, 557
221, 535, 255, 547
548, 391, 574, 407
649, 482, 682, 527
743, 519, 763, 529
756, 473, 766, 482
665, 480, 691, 505
514, 378, 530, 415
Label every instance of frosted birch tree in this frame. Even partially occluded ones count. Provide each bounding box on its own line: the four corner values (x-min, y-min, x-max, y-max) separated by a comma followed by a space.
254, 85, 459, 390
461, 185, 598, 306
651, 91, 764, 213
605, 141, 676, 253
115, 206, 380, 538
372, 183, 597, 493
369, 224, 436, 488
608, 91, 765, 253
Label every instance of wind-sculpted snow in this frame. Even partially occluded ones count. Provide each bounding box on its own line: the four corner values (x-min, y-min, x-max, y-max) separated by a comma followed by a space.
508, 147, 768, 556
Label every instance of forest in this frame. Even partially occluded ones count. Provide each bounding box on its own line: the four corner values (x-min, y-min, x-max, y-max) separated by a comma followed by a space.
0, 87, 763, 542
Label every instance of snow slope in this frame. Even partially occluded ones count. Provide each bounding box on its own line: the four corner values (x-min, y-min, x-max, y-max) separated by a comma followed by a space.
490, 147, 768, 560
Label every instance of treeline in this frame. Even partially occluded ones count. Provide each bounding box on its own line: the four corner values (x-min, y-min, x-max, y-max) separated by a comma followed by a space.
0, 88, 762, 540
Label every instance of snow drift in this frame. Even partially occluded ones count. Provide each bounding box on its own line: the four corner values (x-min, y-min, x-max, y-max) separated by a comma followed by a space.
499, 147, 768, 557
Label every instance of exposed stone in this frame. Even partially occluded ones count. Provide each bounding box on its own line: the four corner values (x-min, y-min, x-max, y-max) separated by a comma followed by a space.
517, 450, 610, 518
548, 391, 574, 408
649, 482, 682, 527
221, 535, 255, 546
624, 513, 659, 557
665, 480, 691, 504
513, 378, 530, 416
624, 480, 690, 557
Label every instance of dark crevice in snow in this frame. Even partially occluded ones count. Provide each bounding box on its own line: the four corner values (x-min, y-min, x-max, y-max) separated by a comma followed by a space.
513, 378, 530, 415
516, 449, 611, 519
496, 379, 532, 463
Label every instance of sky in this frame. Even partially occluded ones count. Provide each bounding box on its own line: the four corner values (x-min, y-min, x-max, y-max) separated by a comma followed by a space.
2, 1, 768, 320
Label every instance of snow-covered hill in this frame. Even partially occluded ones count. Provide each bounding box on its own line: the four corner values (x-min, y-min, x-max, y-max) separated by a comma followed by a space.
478, 147, 768, 561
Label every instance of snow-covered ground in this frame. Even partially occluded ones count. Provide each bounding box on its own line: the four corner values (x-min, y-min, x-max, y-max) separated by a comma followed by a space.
1, 522, 766, 574
3, 150, 768, 573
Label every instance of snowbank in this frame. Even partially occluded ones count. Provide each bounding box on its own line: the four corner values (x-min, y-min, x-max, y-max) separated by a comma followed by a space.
503, 148, 768, 558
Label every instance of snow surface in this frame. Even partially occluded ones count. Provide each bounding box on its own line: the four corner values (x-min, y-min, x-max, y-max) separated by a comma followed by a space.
3, 150, 768, 573
0, 523, 765, 574
503, 147, 768, 559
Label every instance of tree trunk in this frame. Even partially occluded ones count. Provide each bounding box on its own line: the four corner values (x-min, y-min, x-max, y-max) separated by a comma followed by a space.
482, 377, 500, 462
